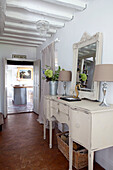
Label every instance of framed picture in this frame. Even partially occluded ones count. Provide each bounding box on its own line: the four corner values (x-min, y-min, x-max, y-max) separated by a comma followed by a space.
17, 67, 33, 80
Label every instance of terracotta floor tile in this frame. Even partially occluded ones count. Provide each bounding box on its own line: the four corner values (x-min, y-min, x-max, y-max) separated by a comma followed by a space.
0, 113, 104, 170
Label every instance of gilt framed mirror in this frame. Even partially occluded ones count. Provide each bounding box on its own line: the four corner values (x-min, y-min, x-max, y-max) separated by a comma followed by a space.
70, 32, 103, 100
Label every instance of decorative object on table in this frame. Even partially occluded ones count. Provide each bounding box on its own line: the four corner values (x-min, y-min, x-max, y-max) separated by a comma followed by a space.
42, 65, 61, 95
58, 70, 72, 96
60, 96, 81, 102
17, 67, 33, 80
49, 81, 58, 96
56, 132, 88, 169
93, 64, 113, 106
74, 83, 81, 98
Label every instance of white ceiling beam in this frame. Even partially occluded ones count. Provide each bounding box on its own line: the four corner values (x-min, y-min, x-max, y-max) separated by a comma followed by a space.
5, 21, 57, 34
42, 0, 86, 10
0, 41, 38, 47
0, 0, 6, 34
5, 11, 65, 28
6, 0, 73, 21
4, 28, 51, 38
0, 36, 43, 45
2, 33, 46, 42
5, 21, 36, 30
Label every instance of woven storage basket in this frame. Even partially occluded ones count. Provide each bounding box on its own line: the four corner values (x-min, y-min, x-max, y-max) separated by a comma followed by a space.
56, 132, 88, 170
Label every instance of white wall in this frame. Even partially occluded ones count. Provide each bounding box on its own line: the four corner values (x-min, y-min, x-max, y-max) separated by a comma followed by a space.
36, 0, 113, 169
37, 0, 113, 100
0, 44, 36, 113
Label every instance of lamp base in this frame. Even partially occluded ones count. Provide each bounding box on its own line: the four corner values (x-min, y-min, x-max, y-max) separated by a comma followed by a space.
62, 82, 66, 96
62, 94, 66, 96
100, 82, 109, 107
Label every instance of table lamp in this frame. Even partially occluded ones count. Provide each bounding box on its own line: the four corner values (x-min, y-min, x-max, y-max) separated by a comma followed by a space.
58, 71, 71, 96
93, 64, 113, 106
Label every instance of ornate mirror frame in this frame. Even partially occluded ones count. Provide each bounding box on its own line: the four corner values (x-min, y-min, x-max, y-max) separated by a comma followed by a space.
70, 32, 103, 100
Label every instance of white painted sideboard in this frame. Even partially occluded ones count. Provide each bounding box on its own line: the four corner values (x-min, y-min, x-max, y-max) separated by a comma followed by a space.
44, 95, 113, 170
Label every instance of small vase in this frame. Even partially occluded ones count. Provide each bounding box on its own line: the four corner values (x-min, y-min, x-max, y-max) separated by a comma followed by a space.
49, 81, 58, 95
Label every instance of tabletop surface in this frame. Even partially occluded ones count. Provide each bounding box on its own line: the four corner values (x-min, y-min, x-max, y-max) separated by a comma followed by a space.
45, 95, 113, 113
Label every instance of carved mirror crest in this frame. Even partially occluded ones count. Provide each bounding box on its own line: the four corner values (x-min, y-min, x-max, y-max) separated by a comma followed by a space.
70, 32, 103, 100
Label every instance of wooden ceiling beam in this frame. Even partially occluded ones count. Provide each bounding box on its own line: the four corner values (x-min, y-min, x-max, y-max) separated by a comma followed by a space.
0, 0, 87, 46
5, 11, 65, 28
0, 36, 43, 45
6, 0, 73, 21
0, 0, 6, 34
0, 41, 38, 47
42, 0, 86, 10
4, 28, 52, 38
2, 33, 46, 42
5, 22, 57, 34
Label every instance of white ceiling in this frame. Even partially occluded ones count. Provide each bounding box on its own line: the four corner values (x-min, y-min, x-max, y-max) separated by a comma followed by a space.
0, 0, 87, 47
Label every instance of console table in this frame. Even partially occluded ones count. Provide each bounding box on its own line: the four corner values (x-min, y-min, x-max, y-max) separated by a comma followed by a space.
44, 95, 113, 170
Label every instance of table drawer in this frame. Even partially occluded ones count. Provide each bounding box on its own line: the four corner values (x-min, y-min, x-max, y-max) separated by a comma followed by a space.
59, 103, 69, 115
50, 107, 58, 117
51, 108, 69, 125
50, 100, 59, 109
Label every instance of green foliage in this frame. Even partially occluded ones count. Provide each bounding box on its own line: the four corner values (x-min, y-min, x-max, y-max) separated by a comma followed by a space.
45, 69, 53, 78
42, 65, 61, 82
80, 73, 87, 81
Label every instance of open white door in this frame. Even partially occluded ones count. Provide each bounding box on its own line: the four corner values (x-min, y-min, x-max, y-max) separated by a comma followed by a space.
3, 58, 7, 118
33, 59, 41, 114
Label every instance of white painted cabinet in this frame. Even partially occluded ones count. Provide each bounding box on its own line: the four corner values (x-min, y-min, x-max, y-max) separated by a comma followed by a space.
43, 95, 113, 170
69, 107, 113, 151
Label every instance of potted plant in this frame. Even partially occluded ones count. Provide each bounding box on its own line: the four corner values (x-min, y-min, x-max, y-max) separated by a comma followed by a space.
42, 65, 61, 95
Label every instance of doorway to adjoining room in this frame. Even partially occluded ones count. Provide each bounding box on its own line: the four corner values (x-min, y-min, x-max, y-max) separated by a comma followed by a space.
7, 65, 33, 114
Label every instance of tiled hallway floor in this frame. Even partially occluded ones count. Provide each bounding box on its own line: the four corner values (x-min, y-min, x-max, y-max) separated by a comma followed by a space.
8, 102, 33, 114
0, 113, 104, 170
7, 97, 33, 114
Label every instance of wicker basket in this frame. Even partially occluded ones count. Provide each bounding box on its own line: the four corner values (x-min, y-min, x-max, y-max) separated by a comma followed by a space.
56, 132, 88, 169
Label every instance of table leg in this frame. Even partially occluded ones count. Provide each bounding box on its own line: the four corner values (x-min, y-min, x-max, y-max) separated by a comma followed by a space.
69, 135, 73, 170
88, 150, 94, 170
44, 116, 46, 140
49, 120, 52, 149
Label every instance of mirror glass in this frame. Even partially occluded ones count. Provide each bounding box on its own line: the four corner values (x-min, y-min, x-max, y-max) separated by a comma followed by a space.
77, 43, 96, 91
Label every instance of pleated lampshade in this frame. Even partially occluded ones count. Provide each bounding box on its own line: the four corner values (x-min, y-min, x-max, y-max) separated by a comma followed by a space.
93, 64, 113, 82
59, 71, 71, 82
